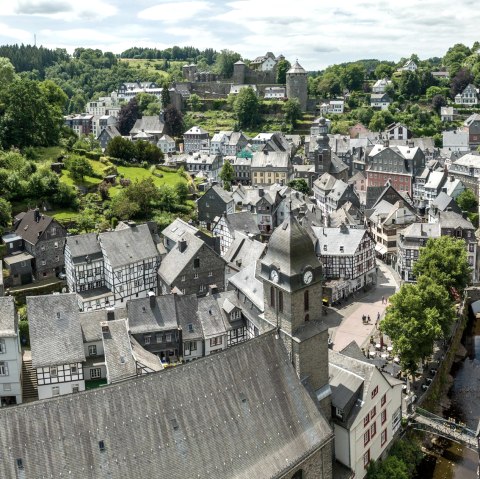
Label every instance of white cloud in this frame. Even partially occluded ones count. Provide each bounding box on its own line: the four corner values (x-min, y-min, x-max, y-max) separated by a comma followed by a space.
1, 0, 118, 21
0, 23, 31, 43
138, 2, 212, 22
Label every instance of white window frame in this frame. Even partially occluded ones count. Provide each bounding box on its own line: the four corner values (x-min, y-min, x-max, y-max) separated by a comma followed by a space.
0, 339, 5, 354
88, 345, 97, 357
50, 367, 57, 377
52, 386, 60, 396
90, 368, 102, 379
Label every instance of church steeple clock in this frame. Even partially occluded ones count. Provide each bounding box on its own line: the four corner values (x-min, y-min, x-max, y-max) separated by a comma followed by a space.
257, 213, 331, 418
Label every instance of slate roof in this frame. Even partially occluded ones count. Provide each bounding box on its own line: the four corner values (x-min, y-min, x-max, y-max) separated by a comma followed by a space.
251, 151, 290, 169
0, 331, 333, 479
102, 318, 137, 383
127, 295, 178, 334
130, 116, 165, 135
224, 211, 261, 236
175, 294, 203, 341
79, 309, 126, 343
162, 218, 198, 241
66, 233, 103, 263
14, 210, 60, 245
158, 233, 206, 285
130, 336, 164, 372
431, 192, 460, 213
312, 226, 367, 256
100, 224, 159, 269
197, 295, 229, 338
261, 214, 319, 277
0, 297, 16, 338
224, 232, 266, 269
287, 60, 306, 74
27, 293, 86, 368
330, 363, 363, 411
313, 172, 337, 192
228, 261, 264, 310
184, 126, 208, 135
438, 210, 475, 230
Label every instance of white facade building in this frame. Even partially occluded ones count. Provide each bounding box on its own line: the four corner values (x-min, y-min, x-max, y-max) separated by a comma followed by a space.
0, 297, 22, 406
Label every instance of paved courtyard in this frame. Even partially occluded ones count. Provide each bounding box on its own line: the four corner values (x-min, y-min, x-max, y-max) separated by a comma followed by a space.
327, 261, 400, 352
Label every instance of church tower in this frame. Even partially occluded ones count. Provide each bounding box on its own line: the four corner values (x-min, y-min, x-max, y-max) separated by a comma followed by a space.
314, 117, 332, 174
286, 60, 308, 111
257, 213, 331, 418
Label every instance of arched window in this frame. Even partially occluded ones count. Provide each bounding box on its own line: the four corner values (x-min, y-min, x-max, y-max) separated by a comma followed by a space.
304, 290, 309, 311
278, 290, 283, 313
270, 286, 275, 308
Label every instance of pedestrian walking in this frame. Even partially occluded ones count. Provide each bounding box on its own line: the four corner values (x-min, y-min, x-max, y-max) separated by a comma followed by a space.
381, 295, 385, 304
367, 315, 371, 323
377, 311, 380, 321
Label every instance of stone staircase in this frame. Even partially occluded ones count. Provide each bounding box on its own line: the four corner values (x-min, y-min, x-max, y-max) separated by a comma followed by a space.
21, 352, 38, 403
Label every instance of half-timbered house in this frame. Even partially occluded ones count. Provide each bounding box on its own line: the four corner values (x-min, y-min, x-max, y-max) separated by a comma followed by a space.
312, 224, 376, 302
27, 293, 86, 400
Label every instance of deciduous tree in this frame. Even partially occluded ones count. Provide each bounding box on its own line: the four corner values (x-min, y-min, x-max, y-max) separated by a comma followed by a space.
233, 87, 259, 129
219, 160, 235, 190
413, 235, 472, 292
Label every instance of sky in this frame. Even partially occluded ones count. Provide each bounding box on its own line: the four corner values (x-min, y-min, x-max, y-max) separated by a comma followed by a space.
0, 0, 479, 70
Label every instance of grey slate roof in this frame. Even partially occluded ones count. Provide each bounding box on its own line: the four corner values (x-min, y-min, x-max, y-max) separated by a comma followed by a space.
208, 184, 234, 204
438, 210, 475, 230
224, 232, 266, 269
158, 233, 205, 285
330, 363, 363, 411
27, 293, 86, 368
127, 295, 178, 334
431, 192, 460, 213
261, 214, 319, 277
0, 297, 16, 338
130, 336, 164, 372
130, 116, 165, 135
0, 330, 332, 479
162, 217, 198, 240
251, 151, 290, 169
80, 309, 127, 343
228, 261, 264, 310
66, 233, 102, 262
100, 224, 159, 269
14, 210, 61, 245
102, 318, 137, 383
312, 226, 367, 256
175, 294, 203, 341
197, 294, 229, 338
224, 211, 261, 236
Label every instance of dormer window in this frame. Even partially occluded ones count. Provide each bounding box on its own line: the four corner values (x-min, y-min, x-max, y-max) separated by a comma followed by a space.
340, 246, 344, 253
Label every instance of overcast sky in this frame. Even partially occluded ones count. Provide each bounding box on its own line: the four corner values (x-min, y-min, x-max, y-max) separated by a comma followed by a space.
0, 0, 478, 70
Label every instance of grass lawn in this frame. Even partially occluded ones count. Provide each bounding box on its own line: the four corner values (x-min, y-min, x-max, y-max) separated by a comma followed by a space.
49, 209, 81, 222
118, 58, 179, 81
109, 166, 188, 197
59, 170, 103, 189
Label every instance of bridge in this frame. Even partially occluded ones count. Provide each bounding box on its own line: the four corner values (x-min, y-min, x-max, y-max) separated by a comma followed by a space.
409, 407, 479, 452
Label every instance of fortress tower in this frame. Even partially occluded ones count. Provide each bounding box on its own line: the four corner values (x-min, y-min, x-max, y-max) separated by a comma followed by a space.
286, 60, 308, 111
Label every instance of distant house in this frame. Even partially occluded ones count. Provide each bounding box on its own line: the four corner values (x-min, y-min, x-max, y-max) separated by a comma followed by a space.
229, 85, 258, 95
440, 106, 456, 122
264, 86, 286, 99
251, 151, 293, 186
97, 125, 121, 150
157, 233, 226, 297
197, 184, 235, 228
157, 134, 176, 154
442, 129, 469, 152
183, 126, 210, 153
9, 209, 67, 282
27, 293, 86, 400
319, 100, 345, 115
454, 84, 479, 105
372, 78, 392, 94
250, 52, 277, 71
463, 113, 480, 149
370, 93, 392, 110
130, 115, 165, 143
398, 59, 417, 71
384, 123, 412, 141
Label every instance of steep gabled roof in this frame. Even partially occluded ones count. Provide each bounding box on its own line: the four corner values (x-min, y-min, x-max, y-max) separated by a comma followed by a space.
27, 293, 86, 368
0, 331, 333, 478
14, 210, 61, 245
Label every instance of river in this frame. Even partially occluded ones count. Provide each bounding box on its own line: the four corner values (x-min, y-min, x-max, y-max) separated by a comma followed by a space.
415, 309, 480, 478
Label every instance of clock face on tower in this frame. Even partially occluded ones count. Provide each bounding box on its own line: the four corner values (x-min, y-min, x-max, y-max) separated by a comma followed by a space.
303, 270, 313, 285
270, 269, 279, 283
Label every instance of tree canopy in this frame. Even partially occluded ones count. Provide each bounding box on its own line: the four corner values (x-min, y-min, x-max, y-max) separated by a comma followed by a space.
219, 160, 235, 191
412, 235, 472, 292
233, 87, 260, 129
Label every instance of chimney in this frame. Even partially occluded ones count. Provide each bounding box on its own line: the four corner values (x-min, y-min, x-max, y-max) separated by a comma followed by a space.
339, 223, 349, 234
34, 208, 41, 223
178, 238, 187, 253
259, 188, 264, 197
450, 175, 454, 182
148, 290, 156, 308
106, 309, 115, 321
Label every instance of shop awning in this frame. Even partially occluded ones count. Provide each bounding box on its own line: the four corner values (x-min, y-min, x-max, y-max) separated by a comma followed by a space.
375, 243, 387, 255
